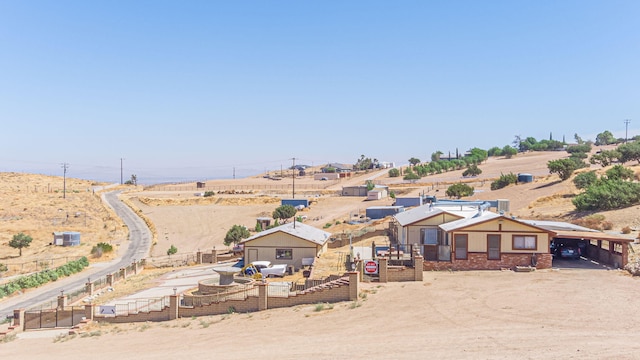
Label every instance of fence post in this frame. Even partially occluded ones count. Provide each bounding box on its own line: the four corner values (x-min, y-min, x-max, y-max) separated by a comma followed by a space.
212, 248, 218, 264
86, 281, 94, 296
379, 257, 388, 283
196, 250, 202, 264
132, 261, 138, 275
348, 272, 359, 301
120, 268, 126, 280
169, 295, 179, 320
414, 255, 423, 281
257, 282, 268, 311
84, 304, 94, 321
57, 294, 68, 310
106, 274, 114, 287
12, 309, 25, 332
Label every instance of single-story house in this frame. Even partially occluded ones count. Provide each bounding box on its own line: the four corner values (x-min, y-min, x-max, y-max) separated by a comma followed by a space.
240, 222, 331, 270
435, 212, 555, 270
321, 163, 353, 173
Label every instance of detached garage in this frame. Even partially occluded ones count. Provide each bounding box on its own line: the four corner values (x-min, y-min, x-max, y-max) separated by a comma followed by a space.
240, 222, 331, 270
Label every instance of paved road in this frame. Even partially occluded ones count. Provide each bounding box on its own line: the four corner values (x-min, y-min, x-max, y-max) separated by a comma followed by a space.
0, 190, 152, 318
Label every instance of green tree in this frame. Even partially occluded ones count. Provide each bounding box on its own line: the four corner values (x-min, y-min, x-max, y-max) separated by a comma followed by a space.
547, 159, 579, 181
617, 141, 640, 164
388, 168, 400, 177
502, 145, 518, 159
590, 150, 621, 167
566, 143, 592, 154
365, 180, 375, 191
431, 151, 443, 162
272, 205, 297, 223
595, 130, 616, 146
467, 147, 488, 164
224, 225, 251, 246
403, 169, 421, 181
462, 164, 482, 177
487, 146, 503, 157
167, 244, 178, 255
408, 157, 421, 166
446, 183, 474, 199
9, 233, 32, 257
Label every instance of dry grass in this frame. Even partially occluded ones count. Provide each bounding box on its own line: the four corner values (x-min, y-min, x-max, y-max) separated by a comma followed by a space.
0, 173, 127, 277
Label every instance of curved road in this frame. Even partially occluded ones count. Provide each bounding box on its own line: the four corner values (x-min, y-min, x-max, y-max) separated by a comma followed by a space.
0, 190, 152, 318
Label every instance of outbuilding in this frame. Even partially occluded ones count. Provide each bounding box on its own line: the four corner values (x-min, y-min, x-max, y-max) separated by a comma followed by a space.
240, 222, 331, 270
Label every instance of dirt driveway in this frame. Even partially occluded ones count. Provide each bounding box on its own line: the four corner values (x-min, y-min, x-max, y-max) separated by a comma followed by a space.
7, 268, 640, 359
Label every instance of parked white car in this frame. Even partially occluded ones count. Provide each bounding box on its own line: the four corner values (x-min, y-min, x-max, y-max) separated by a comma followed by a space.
251, 261, 287, 278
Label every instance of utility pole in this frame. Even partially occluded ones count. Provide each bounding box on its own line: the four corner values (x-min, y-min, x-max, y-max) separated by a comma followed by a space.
120, 158, 125, 184
291, 157, 296, 199
624, 119, 631, 143
61, 163, 69, 199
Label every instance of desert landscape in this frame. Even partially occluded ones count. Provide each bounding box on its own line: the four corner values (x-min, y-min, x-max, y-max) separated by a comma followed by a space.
2, 148, 640, 359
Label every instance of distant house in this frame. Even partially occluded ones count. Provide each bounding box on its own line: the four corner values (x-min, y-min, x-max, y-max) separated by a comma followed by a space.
240, 222, 331, 270
321, 163, 353, 173
342, 184, 389, 197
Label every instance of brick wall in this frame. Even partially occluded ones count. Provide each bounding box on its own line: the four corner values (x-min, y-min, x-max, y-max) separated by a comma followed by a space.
422, 253, 552, 271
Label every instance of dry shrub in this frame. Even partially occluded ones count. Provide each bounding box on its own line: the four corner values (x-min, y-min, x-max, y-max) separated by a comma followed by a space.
621, 226, 632, 234
625, 259, 640, 276
572, 214, 608, 230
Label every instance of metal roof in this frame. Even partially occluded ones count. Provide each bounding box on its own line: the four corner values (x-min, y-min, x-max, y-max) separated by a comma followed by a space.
439, 212, 502, 232
518, 219, 598, 232
241, 221, 331, 246
552, 230, 635, 243
393, 203, 480, 226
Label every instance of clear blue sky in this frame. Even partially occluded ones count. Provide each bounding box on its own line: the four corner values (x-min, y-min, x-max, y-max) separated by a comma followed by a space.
1, 1, 638, 183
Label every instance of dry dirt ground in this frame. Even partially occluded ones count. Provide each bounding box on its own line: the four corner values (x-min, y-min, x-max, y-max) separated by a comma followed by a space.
6, 269, 640, 359
3, 149, 640, 358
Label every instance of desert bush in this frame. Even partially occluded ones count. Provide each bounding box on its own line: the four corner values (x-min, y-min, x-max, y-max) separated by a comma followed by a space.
491, 173, 517, 190
572, 179, 640, 211
388, 168, 400, 177
573, 171, 598, 190
167, 245, 178, 255
621, 226, 632, 234
203, 191, 215, 197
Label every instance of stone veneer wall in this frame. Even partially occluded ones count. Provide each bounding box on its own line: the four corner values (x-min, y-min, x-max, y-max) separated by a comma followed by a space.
422, 253, 552, 271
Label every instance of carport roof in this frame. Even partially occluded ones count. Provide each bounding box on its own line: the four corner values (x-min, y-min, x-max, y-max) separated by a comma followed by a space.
553, 230, 635, 243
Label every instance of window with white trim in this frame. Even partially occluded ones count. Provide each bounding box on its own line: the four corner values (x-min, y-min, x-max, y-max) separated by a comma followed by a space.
513, 235, 536, 250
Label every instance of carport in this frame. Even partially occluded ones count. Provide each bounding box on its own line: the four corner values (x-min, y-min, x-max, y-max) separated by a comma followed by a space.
552, 230, 634, 269
519, 219, 635, 269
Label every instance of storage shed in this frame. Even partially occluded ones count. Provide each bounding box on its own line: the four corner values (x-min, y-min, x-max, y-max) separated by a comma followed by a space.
53, 231, 81, 246
366, 206, 404, 220
281, 199, 310, 209
394, 197, 423, 207
367, 189, 388, 200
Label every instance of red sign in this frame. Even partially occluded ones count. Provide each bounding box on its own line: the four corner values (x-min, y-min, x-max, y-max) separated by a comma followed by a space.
364, 260, 379, 275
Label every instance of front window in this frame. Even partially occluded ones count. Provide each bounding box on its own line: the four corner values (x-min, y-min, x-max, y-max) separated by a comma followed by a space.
513, 235, 537, 250
487, 234, 500, 260
276, 249, 292, 260
454, 234, 468, 260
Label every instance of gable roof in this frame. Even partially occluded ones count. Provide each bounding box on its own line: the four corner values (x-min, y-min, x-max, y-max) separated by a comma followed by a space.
240, 221, 331, 246
439, 211, 503, 232
394, 205, 463, 227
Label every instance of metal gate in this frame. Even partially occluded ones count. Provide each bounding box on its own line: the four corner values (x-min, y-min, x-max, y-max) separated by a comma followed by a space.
23, 307, 85, 330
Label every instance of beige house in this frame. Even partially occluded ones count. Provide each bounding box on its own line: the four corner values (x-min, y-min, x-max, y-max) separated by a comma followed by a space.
436, 212, 554, 270
240, 222, 331, 270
